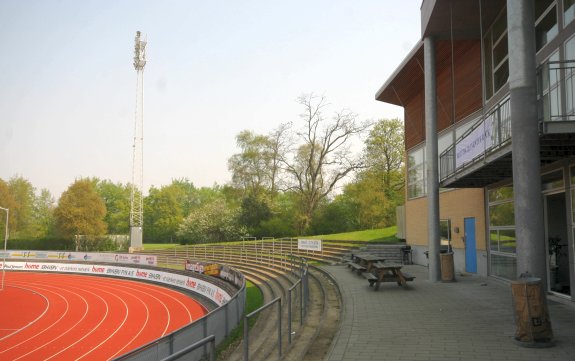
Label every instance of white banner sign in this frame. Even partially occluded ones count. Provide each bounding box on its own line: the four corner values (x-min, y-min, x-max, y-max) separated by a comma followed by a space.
298, 239, 322, 252
0, 250, 157, 266
1, 261, 231, 306
455, 116, 493, 168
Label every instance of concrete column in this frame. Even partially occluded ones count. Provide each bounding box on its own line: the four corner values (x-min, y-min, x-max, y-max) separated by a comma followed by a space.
507, 0, 547, 285
424, 36, 441, 282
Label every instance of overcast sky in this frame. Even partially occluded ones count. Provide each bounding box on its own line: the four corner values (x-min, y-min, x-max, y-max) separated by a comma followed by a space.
0, 0, 422, 199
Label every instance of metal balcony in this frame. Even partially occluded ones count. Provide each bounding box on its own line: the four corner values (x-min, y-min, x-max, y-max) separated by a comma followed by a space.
438, 60, 575, 188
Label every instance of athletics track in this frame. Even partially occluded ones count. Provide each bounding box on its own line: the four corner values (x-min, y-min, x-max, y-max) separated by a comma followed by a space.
0, 272, 208, 360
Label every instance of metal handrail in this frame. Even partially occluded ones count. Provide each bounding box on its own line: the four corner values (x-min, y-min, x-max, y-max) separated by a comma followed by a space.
439, 97, 511, 181
160, 335, 216, 361
244, 297, 282, 361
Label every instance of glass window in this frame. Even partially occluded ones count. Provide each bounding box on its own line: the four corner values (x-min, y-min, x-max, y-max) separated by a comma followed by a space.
440, 219, 451, 247
493, 36, 508, 67
499, 229, 516, 253
491, 254, 517, 280
492, 8, 507, 41
483, 33, 494, 99
565, 37, 575, 116
535, 0, 555, 21
490, 231, 499, 251
540, 52, 562, 121
488, 186, 514, 202
483, 9, 508, 99
566, 0, 575, 25
490, 229, 516, 253
542, 169, 564, 191
490, 202, 515, 226
489, 183, 517, 281
536, 5, 558, 52
407, 147, 426, 199
494, 59, 509, 91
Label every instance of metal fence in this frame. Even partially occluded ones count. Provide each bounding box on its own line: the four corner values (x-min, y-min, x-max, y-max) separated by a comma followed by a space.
242, 255, 309, 361
114, 272, 246, 361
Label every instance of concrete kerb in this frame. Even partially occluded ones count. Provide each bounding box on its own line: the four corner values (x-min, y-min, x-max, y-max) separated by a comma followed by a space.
321, 263, 575, 361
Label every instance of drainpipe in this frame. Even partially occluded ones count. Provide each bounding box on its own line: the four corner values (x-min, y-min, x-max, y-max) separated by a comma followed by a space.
424, 36, 441, 282
507, 0, 547, 287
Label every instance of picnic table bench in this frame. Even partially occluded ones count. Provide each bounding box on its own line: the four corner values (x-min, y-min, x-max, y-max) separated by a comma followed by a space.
348, 262, 367, 274
362, 262, 415, 290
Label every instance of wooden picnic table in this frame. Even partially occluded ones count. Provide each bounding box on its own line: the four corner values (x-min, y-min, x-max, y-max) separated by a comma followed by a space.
364, 262, 415, 291
352, 253, 386, 273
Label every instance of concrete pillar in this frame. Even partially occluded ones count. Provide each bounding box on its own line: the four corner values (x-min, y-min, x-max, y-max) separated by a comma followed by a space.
507, 0, 547, 285
424, 36, 441, 282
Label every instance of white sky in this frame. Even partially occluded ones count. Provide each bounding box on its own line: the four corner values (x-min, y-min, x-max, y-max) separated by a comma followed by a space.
0, 0, 422, 199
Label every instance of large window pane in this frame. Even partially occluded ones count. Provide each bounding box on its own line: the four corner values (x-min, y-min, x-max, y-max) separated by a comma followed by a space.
491, 253, 517, 280
489, 202, 515, 226
499, 229, 516, 253
440, 219, 451, 246
492, 9, 507, 41
536, 6, 558, 52
566, 0, 575, 25
493, 36, 508, 67
488, 186, 514, 202
407, 147, 426, 199
494, 59, 509, 92
490, 231, 499, 251
542, 170, 564, 191
483, 33, 494, 99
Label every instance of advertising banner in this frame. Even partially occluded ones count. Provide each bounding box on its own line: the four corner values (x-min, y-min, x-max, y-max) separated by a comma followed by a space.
455, 116, 493, 168
2, 250, 157, 266
185, 260, 244, 288
1, 261, 230, 306
298, 238, 322, 252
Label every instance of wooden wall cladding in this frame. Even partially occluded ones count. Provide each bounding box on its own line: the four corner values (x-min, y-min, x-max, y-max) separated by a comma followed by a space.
403, 39, 482, 150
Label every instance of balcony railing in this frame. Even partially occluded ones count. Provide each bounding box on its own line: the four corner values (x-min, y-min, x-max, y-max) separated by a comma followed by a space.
439, 98, 511, 181
439, 60, 575, 183
538, 60, 575, 122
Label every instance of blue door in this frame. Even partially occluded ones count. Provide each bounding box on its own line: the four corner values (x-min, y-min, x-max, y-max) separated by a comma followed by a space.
464, 217, 477, 273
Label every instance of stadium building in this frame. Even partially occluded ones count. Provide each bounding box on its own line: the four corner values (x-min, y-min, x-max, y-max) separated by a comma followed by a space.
376, 0, 575, 300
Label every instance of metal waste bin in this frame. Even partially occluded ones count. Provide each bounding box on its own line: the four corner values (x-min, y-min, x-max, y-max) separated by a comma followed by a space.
440, 252, 455, 282
511, 276, 553, 347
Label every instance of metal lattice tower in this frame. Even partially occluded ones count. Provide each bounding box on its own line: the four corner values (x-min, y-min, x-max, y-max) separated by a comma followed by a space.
130, 31, 146, 250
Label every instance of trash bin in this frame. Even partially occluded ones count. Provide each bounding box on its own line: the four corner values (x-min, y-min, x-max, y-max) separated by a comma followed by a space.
511, 276, 553, 347
440, 252, 455, 282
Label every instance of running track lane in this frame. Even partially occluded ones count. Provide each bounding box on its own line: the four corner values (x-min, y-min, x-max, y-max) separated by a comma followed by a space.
0, 272, 208, 360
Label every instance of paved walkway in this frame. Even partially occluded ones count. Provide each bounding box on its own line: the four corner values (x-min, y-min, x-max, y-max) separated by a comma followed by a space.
321, 263, 575, 361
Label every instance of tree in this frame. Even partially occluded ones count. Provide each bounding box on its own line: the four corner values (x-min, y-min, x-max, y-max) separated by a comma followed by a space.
228, 130, 273, 196
8, 176, 36, 238
95, 180, 131, 235
143, 185, 183, 243
0, 179, 18, 234
228, 125, 290, 198
283, 93, 370, 234
30, 188, 55, 238
177, 199, 247, 243
364, 118, 405, 197
54, 179, 107, 239
310, 195, 359, 235
239, 194, 272, 237
346, 118, 405, 228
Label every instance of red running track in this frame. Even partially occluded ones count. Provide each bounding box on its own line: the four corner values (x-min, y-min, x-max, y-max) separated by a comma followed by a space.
0, 272, 208, 360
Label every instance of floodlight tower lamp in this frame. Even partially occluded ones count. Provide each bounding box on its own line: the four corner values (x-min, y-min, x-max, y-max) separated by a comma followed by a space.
129, 31, 146, 251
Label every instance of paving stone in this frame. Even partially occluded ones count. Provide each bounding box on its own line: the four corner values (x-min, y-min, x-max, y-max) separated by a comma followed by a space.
322, 264, 575, 361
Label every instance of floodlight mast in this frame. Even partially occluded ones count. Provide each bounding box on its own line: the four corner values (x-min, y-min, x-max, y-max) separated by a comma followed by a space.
130, 31, 146, 251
